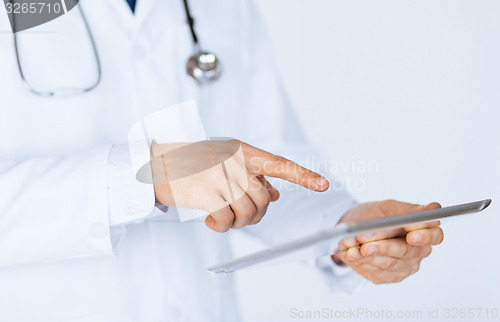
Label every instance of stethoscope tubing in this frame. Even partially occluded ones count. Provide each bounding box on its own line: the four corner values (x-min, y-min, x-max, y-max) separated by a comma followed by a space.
11, 1, 101, 97
12, 0, 220, 97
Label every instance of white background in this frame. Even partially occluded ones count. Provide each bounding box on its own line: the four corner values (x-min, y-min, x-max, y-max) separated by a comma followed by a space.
234, 1, 500, 321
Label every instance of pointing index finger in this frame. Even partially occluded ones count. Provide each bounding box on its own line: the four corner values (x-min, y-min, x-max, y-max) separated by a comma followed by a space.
241, 142, 329, 192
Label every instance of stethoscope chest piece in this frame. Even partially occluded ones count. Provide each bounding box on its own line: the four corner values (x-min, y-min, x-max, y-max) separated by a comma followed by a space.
187, 50, 222, 84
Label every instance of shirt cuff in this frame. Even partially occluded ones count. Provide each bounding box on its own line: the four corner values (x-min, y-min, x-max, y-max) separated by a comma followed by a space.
107, 144, 157, 226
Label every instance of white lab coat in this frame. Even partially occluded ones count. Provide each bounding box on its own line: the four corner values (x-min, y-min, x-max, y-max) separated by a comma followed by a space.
0, 0, 363, 321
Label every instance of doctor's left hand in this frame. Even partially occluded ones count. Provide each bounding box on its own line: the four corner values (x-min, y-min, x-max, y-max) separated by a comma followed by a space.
332, 200, 444, 284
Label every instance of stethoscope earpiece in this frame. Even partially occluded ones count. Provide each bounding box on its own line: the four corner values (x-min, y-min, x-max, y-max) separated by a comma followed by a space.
187, 51, 222, 84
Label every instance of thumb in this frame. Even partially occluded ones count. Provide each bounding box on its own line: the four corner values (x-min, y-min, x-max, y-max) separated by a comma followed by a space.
419, 202, 442, 211
378, 200, 436, 214
353, 201, 441, 244
403, 202, 442, 231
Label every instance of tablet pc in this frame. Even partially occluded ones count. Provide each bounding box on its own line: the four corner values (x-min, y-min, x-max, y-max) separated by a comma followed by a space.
207, 199, 491, 274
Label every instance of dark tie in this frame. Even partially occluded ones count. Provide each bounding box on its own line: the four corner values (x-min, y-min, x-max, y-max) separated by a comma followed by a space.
126, 0, 136, 12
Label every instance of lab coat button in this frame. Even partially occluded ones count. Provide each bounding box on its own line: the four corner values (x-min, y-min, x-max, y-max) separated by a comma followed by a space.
89, 222, 108, 240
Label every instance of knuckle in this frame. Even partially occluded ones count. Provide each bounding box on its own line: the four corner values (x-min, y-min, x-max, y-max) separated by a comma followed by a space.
212, 223, 230, 233
360, 243, 378, 256
376, 200, 397, 214
391, 274, 408, 283
272, 154, 286, 163
271, 155, 291, 175
437, 228, 445, 244
381, 272, 406, 284
271, 154, 286, 168
258, 191, 272, 207
375, 243, 387, 255
361, 254, 372, 263
401, 245, 412, 258
249, 218, 261, 225
385, 258, 398, 270
363, 255, 373, 264
219, 213, 234, 227
423, 246, 432, 258
242, 205, 257, 219
264, 193, 272, 205
297, 168, 309, 184
250, 213, 266, 225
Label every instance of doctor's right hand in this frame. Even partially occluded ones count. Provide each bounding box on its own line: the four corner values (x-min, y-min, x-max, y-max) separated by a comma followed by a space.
151, 139, 329, 232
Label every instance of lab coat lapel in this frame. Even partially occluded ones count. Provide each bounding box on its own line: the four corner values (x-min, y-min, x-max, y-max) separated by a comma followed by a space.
101, 0, 136, 23
132, 0, 165, 32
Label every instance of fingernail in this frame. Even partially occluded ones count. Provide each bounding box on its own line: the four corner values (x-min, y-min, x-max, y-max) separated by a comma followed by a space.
412, 233, 422, 243
316, 176, 329, 189
348, 248, 362, 259
342, 236, 357, 246
365, 245, 377, 256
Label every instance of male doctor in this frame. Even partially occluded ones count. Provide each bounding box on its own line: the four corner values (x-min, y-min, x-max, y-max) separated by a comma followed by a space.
0, 0, 444, 321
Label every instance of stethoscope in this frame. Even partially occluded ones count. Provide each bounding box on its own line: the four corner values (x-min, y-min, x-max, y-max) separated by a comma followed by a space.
12, 0, 221, 97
